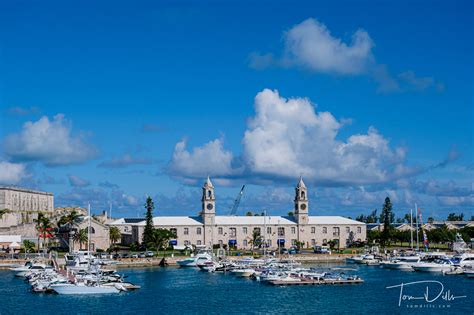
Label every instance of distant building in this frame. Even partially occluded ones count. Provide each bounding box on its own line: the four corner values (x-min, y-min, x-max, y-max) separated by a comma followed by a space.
0, 186, 54, 228
367, 221, 473, 232
109, 177, 366, 249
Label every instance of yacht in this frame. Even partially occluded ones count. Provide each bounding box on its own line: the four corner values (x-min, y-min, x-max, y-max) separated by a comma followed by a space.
50, 282, 122, 294
382, 255, 421, 270
411, 258, 454, 273
231, 267, 255, 277
176, 250, 213, 267
451, 253, 474, 268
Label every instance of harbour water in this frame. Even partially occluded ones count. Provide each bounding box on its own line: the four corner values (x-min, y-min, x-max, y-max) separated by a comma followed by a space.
1, 264, 472, 314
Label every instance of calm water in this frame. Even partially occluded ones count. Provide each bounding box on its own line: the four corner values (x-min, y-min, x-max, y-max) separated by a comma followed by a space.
0, 264, 472, 314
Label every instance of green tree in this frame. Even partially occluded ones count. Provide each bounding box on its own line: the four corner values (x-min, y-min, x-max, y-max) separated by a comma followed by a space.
249, 229, 262, 255
367, 209, 378, 223
0, 209, 11, 219
245, 211, 253, 216
74, 228, 88, 250
57, 210, 81, 227
427, 217, 434, 224
287, 211, 294, 217
355, 214, 366, 223
150, 228, 177, 256
367, 230, 381, 244
109, 226, 121, 245
143, 196, 155, 245
22, 240, 35, 253
447, 213, 464, 221
380, 197, 394, 247
34, 212, 52, 252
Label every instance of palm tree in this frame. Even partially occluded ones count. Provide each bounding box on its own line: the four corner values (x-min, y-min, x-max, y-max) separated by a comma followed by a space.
34, 212, 52, 252
109, 226, 121, 246
249, 230, 262, 256
58, 210, 81, 227
74, 228, 88, 250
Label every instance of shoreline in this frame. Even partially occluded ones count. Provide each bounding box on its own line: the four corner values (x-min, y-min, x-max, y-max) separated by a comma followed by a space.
0, 254, 352, 269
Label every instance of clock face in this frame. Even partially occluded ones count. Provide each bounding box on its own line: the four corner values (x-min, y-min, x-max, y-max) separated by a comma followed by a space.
206, 203, 214, 210
300, 203, 307, 210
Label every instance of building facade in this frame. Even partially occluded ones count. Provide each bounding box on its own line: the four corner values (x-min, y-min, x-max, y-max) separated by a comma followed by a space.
0, 187, 54, 228
112, 177, 366, 249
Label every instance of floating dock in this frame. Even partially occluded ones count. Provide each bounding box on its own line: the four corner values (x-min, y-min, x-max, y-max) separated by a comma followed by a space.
268, 279, 364, 286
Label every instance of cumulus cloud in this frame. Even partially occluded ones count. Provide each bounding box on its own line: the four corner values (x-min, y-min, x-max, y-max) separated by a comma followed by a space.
281, 18, 374, 75
68, 175, 91, 187
250, 18, 443, 93
0, 161, 27, 184
3, 114, 97, 166
167, 138, 236, 181
167, 89, 415, 186
98, 154, 154, 168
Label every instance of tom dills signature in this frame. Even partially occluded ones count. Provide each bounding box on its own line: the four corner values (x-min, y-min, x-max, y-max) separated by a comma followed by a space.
386, 280, 467, 307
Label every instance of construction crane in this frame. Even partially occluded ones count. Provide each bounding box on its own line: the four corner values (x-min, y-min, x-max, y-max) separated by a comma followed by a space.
229, 185, 245, 216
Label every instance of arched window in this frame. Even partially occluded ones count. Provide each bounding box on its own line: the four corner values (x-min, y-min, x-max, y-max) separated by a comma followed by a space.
301, 191, 305, 199
207, 190, 212, 198
88, 226, 95, 234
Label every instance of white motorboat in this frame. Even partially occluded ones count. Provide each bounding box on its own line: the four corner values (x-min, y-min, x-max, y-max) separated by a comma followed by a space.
348, 254, 375, 264
50, 282, 121, 294
451, 253, 474, 268
382, 256, 421, 270
231, 268, 255, 277
411, 258, 454, 273
15, 263, 54, 278
177, 250, 213, 267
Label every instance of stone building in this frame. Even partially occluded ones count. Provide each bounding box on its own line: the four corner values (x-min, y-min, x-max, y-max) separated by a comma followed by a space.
112, 177, 366, 249
0, 186, 54, 228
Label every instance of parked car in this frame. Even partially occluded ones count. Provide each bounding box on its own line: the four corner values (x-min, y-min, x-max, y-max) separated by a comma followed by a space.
288, 246, 299, 255
279, 248, 288, 254
138, 252, 146, 258
121, 253, 130, 258
313, 245, 331, 254
145, 251, 154, 257
112, 253, 120, 259
131, 253, 139, 258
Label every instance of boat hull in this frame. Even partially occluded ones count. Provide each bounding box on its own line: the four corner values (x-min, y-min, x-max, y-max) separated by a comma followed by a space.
51, 283, 120, 295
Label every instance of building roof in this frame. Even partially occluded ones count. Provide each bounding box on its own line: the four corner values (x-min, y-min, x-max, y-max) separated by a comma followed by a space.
0, 186, 53, 196
307, 216, 364, 225
148, 216, 204, 226
215, 216, 296, 226
297, 176, 306, 188
204, 176, 213, 188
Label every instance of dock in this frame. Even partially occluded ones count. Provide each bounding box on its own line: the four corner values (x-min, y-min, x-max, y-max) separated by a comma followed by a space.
268, 278, 364, 286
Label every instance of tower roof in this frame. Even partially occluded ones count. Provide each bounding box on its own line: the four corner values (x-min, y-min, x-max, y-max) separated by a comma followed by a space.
297, 176, 306, 188
204, 176, 214, 188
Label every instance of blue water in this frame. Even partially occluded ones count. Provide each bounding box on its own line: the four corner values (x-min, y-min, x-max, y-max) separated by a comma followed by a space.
0, 264, 472, 314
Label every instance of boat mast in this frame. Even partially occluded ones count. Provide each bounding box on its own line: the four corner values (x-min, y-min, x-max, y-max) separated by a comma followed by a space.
415, 203, 419, 252
263, 210, 267, 258
88, 203, 91, 269
410, 208, 413, 250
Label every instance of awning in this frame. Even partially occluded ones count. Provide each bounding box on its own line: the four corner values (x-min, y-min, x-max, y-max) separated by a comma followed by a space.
228, 240, 237, 245
277, 239, 285, 245
169, 240, 178, 245
173, 245, 190, 251
9, 242, 21, 248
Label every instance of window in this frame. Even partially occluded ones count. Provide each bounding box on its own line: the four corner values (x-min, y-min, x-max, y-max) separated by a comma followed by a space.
88, 227, 95, 234
333, 227, 340, 236
243, 240, 248, 246
267, 227, 272, 234
170, 228, 177, 236
184, 240, 190, 246
218, 227, 223, 235
124, 227, 129, 232
278, 227, 285, 236
322, 239, 327, 244
357, 227, 362, 233
345, 227, 350, 233
184, 228, 189, 235
197, 227, 202, 235
218, 240, 223, 246
267, 239, 272, 247
291, 227, 296, 234
323, 227, 327, 234
197, 240, 202, 245
311, 227, 316, 234
243, 227, 248, 234
254, 227, 261, 235
311, 239, 316, 246
291, 239, 297, 246
229, 228, 237, 237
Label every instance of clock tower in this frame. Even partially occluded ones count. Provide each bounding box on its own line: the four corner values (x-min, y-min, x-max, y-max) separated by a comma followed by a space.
294, 177, 309, 225
201, 176, 215, 247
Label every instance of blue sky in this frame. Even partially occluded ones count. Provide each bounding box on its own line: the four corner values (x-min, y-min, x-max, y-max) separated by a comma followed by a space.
0, 1, 472, 220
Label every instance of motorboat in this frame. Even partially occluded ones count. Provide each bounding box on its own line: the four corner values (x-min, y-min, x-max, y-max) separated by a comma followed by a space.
451, 253, 474, 268
15, 263, 54, 278
50, 282, 122, 294
411, 258, 454, 273
382, 256, 421, 270
231, 268, 255, 277
177, 250, 213, 267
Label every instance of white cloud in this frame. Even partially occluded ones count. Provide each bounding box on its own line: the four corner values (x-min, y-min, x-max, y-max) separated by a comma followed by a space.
282, 18, 374, 75
68, 175, 91, 188
168, 89, 414, 186
4, 114, 97, 166
0, 161, 27, 184
167, 138, 235, 181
